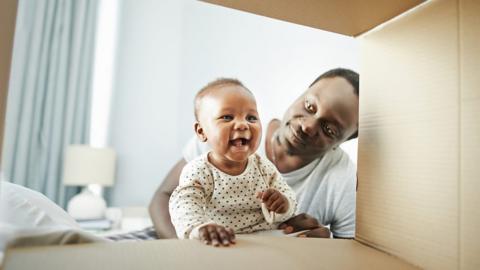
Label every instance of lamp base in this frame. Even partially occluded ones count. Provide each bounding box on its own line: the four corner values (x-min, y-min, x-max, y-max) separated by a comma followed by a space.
67, 187, 106, 220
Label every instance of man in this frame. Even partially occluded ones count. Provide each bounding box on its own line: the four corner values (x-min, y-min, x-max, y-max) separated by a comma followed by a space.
150, 68, 359, 239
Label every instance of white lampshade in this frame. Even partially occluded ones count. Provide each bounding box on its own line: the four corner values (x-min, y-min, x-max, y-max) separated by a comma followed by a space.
63, 145, 116, 186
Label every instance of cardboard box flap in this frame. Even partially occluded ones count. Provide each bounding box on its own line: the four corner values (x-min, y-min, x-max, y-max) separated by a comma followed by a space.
3, 236, 418, 270
0, 0, 18, 158
357, 0, 480, 269
201, 0, 425, 37
460, 0, 480, 269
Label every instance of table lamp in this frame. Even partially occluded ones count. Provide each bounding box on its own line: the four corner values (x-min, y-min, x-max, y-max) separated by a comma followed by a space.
63, 145, 116, 220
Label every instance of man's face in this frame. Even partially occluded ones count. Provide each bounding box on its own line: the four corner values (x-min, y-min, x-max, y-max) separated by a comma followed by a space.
278, 77, 359, 158
196, 85, 262, 163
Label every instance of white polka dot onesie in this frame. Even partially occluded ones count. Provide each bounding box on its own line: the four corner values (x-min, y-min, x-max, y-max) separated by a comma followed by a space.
169, 152, 297, 239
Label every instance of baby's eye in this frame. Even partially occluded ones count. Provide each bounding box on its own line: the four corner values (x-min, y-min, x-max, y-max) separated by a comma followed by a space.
247, 115, 258, 122
221, 115, 233, 121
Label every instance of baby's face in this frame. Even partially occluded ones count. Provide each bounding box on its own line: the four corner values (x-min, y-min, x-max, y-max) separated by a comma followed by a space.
196, 85, 262, 164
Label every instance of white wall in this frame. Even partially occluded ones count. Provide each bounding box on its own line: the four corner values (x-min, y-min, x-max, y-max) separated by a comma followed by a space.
108, 0, 183, 206
109, 0, 358, 206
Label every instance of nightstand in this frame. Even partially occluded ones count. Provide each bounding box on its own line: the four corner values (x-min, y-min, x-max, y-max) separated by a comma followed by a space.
88, 207, 152, 237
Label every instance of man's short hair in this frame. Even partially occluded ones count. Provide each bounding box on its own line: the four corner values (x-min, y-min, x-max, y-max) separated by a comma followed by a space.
194, 78, 250, 120
309, 68, 359, 96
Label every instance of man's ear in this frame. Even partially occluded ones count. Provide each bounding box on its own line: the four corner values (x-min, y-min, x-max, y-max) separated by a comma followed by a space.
194, 122, 207, 142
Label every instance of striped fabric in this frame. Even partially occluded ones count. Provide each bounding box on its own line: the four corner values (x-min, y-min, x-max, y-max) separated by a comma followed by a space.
106, 226, 159, 241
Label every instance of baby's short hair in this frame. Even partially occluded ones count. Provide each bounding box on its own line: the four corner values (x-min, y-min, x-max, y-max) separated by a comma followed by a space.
194, 78, 251, 120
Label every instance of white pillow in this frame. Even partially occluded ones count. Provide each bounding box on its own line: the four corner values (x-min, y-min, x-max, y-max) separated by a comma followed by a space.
0, 180, 106, 264
0, 180, 80, 229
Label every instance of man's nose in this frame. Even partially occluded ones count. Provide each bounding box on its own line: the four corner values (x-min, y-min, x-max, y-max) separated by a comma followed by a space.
300, 117, 319, 137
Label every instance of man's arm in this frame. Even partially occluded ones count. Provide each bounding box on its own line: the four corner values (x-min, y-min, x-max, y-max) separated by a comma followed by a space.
148, 158, 186, 238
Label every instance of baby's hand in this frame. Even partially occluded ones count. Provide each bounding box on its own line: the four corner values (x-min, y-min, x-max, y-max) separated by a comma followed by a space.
257, 188, 289, 214
198, 224, 235, 247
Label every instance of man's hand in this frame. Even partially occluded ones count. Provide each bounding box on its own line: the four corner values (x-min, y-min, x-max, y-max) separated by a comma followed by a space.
297, 227, 331, 238
257, 188, 289, 213
198, 224, 235, 247
279, 213, 331, 238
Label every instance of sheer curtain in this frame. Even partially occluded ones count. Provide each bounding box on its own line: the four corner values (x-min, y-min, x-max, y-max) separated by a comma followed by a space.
2, 0, 99, 207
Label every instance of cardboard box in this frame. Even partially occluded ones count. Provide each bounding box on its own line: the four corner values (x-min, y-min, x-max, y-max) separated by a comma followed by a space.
201, 0, 480, 269
3, 236, 417, 270
1, 0, 479, 269
0, 0, 17, 157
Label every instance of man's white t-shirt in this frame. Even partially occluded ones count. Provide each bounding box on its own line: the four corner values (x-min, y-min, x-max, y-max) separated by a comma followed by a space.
182, 136, 356, 238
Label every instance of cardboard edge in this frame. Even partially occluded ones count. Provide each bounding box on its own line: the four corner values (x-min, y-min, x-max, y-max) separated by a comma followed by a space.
357, 0, 433, 38
0, 0, 18, 162
200, 0, 425, 37
354, 237, 421, 269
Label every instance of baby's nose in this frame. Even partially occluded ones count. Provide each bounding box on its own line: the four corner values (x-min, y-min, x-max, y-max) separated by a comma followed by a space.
234, 119, 248, 130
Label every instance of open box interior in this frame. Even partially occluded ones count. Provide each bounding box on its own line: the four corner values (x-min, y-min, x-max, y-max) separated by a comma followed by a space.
1, 0, 479, 269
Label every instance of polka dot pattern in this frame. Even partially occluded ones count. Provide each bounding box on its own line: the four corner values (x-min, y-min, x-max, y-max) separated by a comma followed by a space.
169, 153, 297, 239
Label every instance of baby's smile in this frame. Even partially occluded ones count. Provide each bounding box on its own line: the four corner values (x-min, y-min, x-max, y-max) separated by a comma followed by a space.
229, 137, 249, 147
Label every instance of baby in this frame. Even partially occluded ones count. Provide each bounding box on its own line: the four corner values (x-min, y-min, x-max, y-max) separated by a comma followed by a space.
169, 78, 297, 247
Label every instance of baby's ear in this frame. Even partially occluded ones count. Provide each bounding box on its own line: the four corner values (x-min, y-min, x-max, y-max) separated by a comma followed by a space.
194, 122, 207, 142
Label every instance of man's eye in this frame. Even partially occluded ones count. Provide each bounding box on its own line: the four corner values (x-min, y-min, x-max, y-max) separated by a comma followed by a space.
305, 99, 315, 112
247, 115, 258, 122
221, 115, 233, 121
322, 122, 336, 137
326, 127, 335, 136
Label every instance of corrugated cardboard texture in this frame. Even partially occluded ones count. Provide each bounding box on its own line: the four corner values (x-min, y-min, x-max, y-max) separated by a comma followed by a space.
201, 0, 424, 37
0, 0, 18, 161
460, 0, 480, 269
357, 0, 460, 269
4, 236, 418, 270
